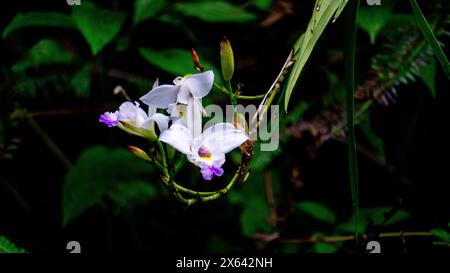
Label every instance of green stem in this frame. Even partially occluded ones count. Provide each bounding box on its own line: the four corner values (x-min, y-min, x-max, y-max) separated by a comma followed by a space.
27, 116, 72, 169
172, 182, 218, 196
183, 170, 240, 206
213, 83, 265, 100
155, 139, 168, 177
344, 0, 360, 245
281, 231, 434, 244
226, 80, 237, 106
237, 94, 266, 100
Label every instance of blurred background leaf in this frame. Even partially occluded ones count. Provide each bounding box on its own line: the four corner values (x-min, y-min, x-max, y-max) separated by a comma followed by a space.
72, 2, 126, 55
0, 236, 26, 253
174, 1, 257, 23
63, 146, 155, 226
134, 0, 166, 25
12, 39, 75, 73
337, 207, 410, 233
70, 64, 92, 98
357, 0, 397, 44
2, 12, 75, 39
251, 0, 273, 11
296, 201, 337, 225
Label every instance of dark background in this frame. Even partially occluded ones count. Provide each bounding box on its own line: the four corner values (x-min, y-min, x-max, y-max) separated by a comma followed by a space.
0, 0, 449, 253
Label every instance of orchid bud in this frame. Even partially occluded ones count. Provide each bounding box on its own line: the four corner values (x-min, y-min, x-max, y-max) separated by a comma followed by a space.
191, 48, 203, 72
128, 146, 152, 162
220, 37, 234, 81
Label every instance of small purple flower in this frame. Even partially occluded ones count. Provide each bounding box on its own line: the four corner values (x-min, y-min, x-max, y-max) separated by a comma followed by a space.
99, 111, 119, 127
200, 163, 224, 181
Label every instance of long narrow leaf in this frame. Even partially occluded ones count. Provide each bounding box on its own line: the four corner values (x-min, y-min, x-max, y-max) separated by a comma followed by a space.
285, 0, 348, 111
409, 0, 450, 79
344, 0, 360, 244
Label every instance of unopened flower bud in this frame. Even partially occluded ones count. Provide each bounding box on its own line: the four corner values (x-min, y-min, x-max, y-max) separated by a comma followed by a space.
220, 37, 234, 81
191, 48, 203, 72
127, 146, 152, 162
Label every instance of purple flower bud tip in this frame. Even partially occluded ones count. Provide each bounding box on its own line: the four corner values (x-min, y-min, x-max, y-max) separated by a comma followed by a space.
99, 111, 119, 127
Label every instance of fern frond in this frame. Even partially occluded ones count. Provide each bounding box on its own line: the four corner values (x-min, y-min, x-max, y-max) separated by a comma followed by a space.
0, 236, 26, 253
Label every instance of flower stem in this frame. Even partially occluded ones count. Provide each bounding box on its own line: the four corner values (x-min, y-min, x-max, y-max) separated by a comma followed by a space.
155, 139, 169, 177
213, 83, 265, 100
281, 231, 434, 244
225, 80, 237, 106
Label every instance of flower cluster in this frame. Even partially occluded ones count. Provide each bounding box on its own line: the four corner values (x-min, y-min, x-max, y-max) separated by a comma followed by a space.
99, 70, 249, 181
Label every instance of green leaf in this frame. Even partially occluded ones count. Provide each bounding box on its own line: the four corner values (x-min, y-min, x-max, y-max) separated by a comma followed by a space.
108, 181, 156, 210
134, 0, 166, 25
2, 12, 75, 39
285, 0, 348, 111
296, 201, 337, 224
0, 236, 26, 253
174, 1, 257, 23
63, 146, 154, 226
432, 229, 450, 243
72, 2, 126, 55
418, 58, 437, 98
251, 0, 273, 11
357, 0, 396, 44
313, 242, 337, 253
70, 64, 92, 97
139, 48, 196, 75
241, 197, 272, 237
337, 207, 410, 233
409, 0, 450, 79
139, 47, 220, 77
12, 39, 74, 73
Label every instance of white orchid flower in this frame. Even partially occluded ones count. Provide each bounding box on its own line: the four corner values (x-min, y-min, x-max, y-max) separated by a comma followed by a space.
99, 101, 169, 140
159, 122, 249, 181
140, 70, 214, 137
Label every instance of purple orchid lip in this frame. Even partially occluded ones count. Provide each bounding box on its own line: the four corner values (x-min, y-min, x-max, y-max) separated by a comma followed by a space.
200, 163, 224, 181
99, 112, 119, 127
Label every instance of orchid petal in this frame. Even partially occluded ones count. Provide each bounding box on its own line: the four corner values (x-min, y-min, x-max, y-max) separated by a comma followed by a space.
118, 101, 149, 128
150, 113, 170, 132
159, 123, 192, 155
140, 84, 179, 109
185, 96, 203, 138
184, 70, 214, 98
176, 84, 191, 105
201, 123, 249, 154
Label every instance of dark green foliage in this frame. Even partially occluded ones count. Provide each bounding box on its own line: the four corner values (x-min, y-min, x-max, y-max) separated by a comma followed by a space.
0, 236, 26, 253
174, 1, 257, 23
296, 201, 337, 225
72, 2, 126, 55
2, 12, 75, 39
63, 146, 156, 226
134, 0, 166, 26
12, 40, 75, 73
